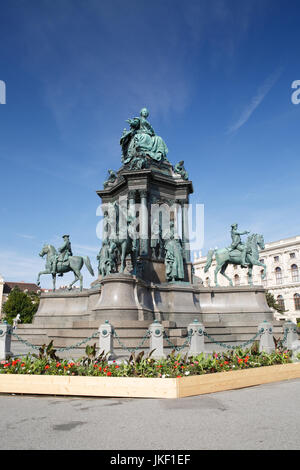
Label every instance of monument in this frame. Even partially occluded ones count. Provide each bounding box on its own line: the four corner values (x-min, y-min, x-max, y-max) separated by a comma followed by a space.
27, 107, 274, 353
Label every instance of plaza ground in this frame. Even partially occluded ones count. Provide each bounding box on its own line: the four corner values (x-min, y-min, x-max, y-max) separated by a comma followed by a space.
0, 378, 299, 450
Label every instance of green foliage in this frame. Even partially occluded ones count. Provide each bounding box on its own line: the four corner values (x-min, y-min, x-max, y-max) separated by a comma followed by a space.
3, 287, 40, 325
0, 346, 292, 377
32, 340, 59, 362
265, 291, 285, 313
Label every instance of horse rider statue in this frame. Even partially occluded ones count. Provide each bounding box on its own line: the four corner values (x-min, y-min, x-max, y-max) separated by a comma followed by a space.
229, 223, 250, 268
52, 234, 73, 276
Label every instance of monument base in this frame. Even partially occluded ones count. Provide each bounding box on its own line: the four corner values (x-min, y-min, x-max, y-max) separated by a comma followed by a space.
91, 273, 153, 322
33, 276, 273, 330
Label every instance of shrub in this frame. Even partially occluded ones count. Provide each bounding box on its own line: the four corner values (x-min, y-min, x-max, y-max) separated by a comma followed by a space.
2, 287, 40, 325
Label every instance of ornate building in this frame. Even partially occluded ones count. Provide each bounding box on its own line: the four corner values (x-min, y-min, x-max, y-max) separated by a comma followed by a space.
193, 235, 300, 322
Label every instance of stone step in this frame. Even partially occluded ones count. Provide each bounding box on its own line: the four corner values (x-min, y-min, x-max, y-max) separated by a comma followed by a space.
204, 326, 283, 335
73, 320, 177, 328
12, 326, 186, 338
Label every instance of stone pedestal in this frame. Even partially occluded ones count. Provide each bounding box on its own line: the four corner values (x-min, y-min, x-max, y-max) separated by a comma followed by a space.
198, 286, 274, 325
152, 282, 202, 327
91, 273, 154, 323
33, 287, 101, 327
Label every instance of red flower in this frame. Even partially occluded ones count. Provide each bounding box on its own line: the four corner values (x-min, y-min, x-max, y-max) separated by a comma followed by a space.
107, 371, 112, 376
45, 365, 50, 370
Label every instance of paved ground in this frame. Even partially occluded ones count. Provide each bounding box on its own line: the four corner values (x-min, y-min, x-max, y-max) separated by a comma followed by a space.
0, 378, 299, 451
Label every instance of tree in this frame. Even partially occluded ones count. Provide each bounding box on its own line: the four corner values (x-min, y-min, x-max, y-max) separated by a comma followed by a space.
3, 287, 40, 325
265, 291, 285, 314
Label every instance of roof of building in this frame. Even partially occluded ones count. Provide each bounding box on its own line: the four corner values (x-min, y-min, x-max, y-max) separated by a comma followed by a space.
3, 282, 40, 294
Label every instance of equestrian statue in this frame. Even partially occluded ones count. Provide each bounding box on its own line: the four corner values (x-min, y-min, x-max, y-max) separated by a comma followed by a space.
37, 235, 94, 291
204, 223, 267, 286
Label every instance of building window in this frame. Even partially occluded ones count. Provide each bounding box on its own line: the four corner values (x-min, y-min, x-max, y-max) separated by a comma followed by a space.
290, 252, 296, 259
274, 256, 279, 263
294, 293, 300, 311
277, 295, 285, 311
291, 264, 299, 282
275, 267, 282, 285
234, 274, 240, 286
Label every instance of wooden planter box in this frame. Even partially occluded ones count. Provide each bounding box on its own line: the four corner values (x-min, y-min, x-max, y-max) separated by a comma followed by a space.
1, 363, 300, 399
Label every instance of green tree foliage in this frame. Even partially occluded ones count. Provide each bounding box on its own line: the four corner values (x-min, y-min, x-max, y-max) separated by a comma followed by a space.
3, 287, 40, 325
265, 291, 285, 313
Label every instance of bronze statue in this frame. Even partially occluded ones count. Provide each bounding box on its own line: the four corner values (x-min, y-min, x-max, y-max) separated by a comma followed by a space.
204, 226, 267, 287
120, 108, 169, 165
103, 169, 117, 188
51, 235, 73, 276
37, 239, 94, 291
174, 160, 188, 180
164, 222, 185, 282
229, 223, 250, 268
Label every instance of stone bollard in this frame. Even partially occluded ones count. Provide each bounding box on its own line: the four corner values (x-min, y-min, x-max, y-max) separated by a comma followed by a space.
98, 320, 116, 360
258, 320, 275, 353
291, 340, 300, 362
187, 319, 205, 356
283, 321, 298, 350
0, 321, 12, 361
149, 320, 165, 359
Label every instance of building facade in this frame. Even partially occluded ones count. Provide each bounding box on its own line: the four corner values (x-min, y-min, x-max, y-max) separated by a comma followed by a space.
193, 235, 300, 323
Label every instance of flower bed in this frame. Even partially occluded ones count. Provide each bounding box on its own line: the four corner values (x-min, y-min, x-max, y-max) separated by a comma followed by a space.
0, 346, 294, 378
0, 343, 299, 398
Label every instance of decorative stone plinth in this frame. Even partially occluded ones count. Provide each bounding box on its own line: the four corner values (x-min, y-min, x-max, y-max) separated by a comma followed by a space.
91, 273, 153, 322
198, 286, 274, 325
33, 287, 101, 327
152, 282, 202, 327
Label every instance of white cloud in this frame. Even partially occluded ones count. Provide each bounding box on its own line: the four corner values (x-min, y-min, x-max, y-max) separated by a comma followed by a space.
227, 68, 283, 134
0, 250, 42, 282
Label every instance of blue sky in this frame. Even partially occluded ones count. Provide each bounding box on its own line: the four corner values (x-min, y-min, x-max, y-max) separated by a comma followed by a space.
1, 0, 300, 288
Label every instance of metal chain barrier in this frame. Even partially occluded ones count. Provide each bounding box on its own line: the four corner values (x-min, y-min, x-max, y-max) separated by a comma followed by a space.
10, 329, 99, 352
202, 328, 264, 350
55, 331, 99, 352
113, 329, 151, 353
163, 330, 192, 352
9, 331, 41, 350
8, 321, 294, 357
277, 327, 289, 346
